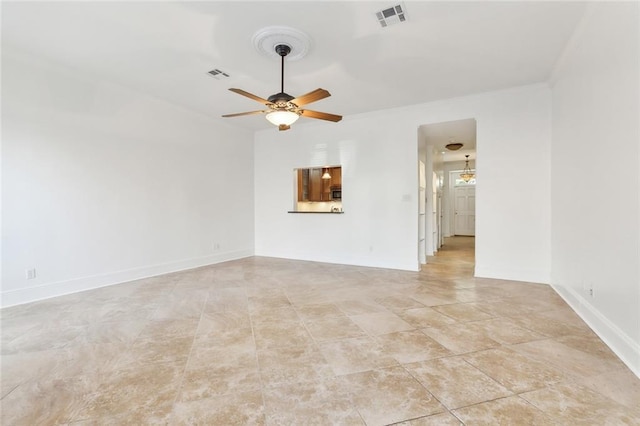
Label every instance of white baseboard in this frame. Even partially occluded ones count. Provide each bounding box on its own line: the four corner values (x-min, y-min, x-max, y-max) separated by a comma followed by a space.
1, 249, 254, 308
474, 265, 551, 285
254, 250, 421, 272
552, 284, 640, 378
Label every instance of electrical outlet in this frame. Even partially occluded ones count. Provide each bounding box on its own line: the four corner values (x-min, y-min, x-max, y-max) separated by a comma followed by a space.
26, 268, 36, 280
589, 283, 594, 297
213, 243, 221, 251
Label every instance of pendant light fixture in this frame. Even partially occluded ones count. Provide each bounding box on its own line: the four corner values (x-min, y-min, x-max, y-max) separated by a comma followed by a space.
460, 155, 475, 183
322, 168, 332, 179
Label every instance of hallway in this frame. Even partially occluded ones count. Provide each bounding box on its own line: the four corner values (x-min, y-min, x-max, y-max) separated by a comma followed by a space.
424, 236, 475, 276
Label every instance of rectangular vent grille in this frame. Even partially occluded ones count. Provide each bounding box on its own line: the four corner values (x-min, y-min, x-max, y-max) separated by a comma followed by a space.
207, 68, 231, 80
376, 3, 407, 28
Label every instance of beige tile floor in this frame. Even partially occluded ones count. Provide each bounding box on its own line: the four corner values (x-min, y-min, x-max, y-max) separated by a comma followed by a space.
2, 237, 639, 425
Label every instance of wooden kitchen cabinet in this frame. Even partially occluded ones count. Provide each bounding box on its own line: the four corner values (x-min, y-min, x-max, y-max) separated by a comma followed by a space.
297, 168, 324, 201
308, 168, 324, 201
330, 167, 342, 187
297, 169, 309, 201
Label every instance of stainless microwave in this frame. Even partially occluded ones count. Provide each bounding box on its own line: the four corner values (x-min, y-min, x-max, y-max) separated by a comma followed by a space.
331, 188, 342, 200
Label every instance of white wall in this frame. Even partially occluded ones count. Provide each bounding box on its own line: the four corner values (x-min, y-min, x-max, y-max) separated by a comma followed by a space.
550, 2, 640, 376
254, 84, 552, 282
254, 114, 420, 271
1, 48, 255, 307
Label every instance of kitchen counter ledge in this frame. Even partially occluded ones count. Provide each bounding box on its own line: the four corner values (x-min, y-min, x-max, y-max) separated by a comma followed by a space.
287, 211, 344, 214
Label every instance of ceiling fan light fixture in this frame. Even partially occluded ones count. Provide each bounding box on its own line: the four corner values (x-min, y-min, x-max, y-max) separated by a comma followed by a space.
265, 110, 300, 127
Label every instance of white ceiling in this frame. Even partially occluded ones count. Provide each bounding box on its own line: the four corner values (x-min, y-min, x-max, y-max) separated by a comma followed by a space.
419, 118, 476, 162
2, 1, 587, 132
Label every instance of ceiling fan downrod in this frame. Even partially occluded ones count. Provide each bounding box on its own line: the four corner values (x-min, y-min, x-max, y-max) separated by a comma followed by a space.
266, 44, 295, 105
275, 44, 291, 94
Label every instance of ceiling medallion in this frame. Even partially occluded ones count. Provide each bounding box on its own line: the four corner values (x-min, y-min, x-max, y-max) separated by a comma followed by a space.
252, 26, 312, 61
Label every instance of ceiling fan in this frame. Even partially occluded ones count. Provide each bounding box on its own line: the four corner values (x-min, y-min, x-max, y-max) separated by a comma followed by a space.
222, 44, 342, 131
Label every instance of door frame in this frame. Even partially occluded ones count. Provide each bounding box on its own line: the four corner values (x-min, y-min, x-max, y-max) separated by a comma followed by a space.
449, 170, 476, 236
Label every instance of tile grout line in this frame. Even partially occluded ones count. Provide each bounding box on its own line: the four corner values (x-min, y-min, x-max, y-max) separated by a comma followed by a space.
168, 286, 212, 415
247, 285, 276, 424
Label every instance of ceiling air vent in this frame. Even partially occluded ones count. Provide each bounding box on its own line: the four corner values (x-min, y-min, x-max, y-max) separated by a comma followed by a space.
376, 3, 407, 28
207, 68, 231, 80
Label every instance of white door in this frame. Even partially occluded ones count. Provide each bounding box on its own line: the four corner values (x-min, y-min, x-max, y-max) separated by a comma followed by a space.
432, 172, 438, 253
437, 193, 444, 248
454, 186, 476, 236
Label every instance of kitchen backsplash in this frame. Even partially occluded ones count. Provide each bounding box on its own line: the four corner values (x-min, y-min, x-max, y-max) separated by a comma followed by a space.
296, 201, 343, 212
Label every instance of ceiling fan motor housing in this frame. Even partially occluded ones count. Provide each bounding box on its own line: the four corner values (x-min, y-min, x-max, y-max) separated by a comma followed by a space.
268, 92, 294, 104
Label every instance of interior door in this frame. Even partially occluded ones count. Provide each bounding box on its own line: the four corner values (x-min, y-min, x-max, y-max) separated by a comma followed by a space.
454, 186, 476, 236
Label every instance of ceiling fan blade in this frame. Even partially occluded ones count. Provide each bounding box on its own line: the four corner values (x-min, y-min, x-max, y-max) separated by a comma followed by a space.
221, 110, 266, 118
228, 88, 271, 105
291, 89, 331, 106
300, 109, 342, 122
278, 124, 291, 131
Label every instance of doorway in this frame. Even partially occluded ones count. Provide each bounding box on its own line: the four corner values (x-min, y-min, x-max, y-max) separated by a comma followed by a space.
417, 118, 477, 267
452, 178, 476, 236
